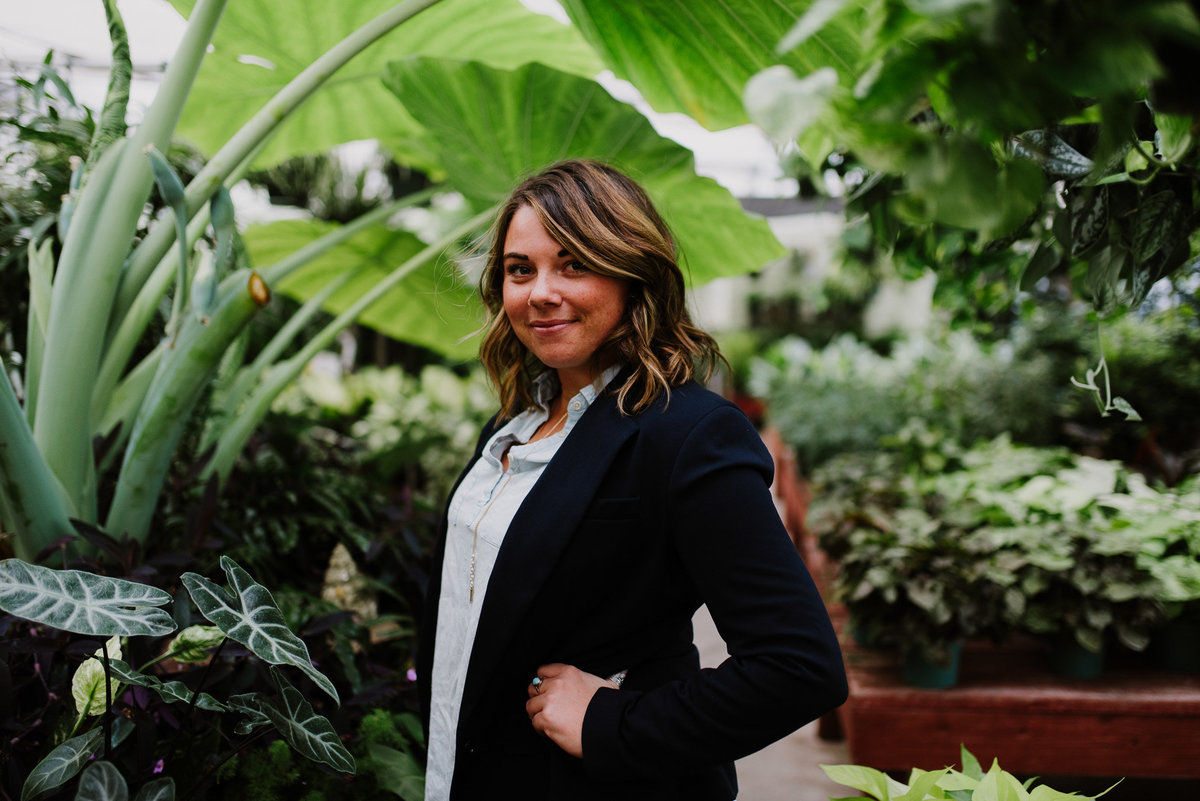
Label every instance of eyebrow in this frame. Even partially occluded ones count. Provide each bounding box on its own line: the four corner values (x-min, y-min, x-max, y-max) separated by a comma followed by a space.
503, 249, 571, 260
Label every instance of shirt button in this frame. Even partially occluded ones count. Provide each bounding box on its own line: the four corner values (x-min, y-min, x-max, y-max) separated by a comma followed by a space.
571, 400, 582, 411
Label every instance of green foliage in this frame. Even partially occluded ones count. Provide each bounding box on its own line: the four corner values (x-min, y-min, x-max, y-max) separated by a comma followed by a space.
750, 0, 1200, 315
271, 364, 496, 503
810, 431, 1186, 657
823, 744, 1111, 800
0, 556, 354, 800
752, 330, 1064, 471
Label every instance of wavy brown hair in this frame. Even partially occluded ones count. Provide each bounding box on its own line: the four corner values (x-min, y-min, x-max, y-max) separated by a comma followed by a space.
478, 159, 724, 418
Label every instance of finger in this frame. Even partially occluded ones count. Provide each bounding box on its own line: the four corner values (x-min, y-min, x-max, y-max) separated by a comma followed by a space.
536, 662, 568, 677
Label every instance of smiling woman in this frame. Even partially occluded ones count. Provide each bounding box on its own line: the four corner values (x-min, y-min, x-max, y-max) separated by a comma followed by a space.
500, 205, 629, 400
416, 159, 847, 801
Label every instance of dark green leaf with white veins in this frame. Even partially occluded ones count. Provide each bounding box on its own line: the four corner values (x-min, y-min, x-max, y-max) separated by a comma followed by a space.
245, 670, 356, 774
181, 556, 338, 704
105, 660, 229, 712
383, 58, 784, 285
0, 559, 175, 637
74, 760, 127, 801
20, 728, 103, 801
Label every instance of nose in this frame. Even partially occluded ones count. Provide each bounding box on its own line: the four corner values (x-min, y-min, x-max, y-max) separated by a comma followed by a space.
528, 271, 562, 306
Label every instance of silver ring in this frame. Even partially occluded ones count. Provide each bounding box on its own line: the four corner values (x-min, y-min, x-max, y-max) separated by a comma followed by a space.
531, 676, 543, 694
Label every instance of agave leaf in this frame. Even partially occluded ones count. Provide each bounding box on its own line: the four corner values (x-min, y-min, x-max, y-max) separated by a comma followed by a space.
105, 660, 229, 712
74, 760, 128, 801
244, 670, 356, 774
20, 728, 103, 801
131, 779, 175, 801
0, 559, 175, 637
181, 556, 338, 704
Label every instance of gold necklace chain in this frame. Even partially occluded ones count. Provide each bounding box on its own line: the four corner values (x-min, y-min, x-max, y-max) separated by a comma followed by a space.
469, 408, 569, 603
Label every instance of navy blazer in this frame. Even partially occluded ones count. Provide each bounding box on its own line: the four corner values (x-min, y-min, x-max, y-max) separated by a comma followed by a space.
417, 379, 847, 801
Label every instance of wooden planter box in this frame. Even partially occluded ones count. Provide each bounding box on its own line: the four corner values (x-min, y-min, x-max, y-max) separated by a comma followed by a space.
763, 429, 1200, 780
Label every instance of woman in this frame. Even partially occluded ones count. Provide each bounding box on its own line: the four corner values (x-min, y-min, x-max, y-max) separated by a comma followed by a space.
417, 160, 846, 801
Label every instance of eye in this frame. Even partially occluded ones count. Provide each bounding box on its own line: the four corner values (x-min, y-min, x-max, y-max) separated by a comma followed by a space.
565, 260, 589, 274
504, 262, 533, 277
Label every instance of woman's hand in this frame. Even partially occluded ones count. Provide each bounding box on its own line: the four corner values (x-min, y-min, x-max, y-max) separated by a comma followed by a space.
525, 663, 618, 758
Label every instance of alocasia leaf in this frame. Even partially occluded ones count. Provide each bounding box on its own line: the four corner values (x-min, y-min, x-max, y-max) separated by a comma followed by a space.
181, 556, 338, 704
0, 559, 175, 637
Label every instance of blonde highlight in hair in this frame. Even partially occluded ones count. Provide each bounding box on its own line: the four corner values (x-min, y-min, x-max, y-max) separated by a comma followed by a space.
478, 159, 724, 417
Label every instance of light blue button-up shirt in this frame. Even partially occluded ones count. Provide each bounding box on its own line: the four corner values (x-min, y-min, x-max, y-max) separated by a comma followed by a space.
424, 366, 620, 801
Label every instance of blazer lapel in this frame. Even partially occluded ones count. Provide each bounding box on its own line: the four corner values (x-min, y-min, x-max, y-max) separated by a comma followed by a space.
458, 388, 638, 723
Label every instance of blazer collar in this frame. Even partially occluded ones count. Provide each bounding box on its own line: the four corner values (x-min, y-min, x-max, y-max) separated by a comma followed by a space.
458, 376, 638, 723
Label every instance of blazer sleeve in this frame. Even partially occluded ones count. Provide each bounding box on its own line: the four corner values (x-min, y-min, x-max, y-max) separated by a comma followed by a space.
579, 403, 847, 778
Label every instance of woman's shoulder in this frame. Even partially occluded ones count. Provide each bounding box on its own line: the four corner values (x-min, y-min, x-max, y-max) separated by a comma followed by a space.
637, 380, 751, 436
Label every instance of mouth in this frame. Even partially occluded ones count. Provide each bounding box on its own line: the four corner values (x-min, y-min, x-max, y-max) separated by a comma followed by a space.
530, 320, 573, 335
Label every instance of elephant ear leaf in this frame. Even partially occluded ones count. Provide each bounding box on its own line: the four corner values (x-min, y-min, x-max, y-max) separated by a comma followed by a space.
382, 57, 784, 285
20, 728, 104, 801
180, 556, 338, 704
233, 670, 356, 775
0, 559, 175, 637
73, 760, 128, 801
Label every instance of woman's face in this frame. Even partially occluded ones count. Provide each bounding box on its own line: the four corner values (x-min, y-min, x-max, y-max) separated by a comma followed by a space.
501, 204, 629, 396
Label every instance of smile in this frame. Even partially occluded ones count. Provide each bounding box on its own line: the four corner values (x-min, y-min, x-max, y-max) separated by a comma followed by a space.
530, 321, 573, 335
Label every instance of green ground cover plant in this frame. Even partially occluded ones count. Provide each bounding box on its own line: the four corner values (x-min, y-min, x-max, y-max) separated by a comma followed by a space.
809, 428, 1194, 665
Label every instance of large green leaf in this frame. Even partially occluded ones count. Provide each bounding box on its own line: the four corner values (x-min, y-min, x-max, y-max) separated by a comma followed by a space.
243, 219, 480, 361
106, 660, 229, 712
229, 671, 356, 775
383, 58, 785, 285
20, 728, 103, 801
0, 559, 175, 637
180, 556, 338, 704
170, 0, 602, 168
74, 761, 127, 801
559, 0, 861, 130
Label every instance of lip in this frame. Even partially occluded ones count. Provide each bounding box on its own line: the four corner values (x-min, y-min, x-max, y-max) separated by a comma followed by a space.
529, 320, 573, 335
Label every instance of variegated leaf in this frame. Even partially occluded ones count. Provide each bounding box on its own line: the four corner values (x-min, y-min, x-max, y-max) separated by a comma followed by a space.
162, 625, 225, 664
181, 557, 337, 704
20, 728, 103, 801
74, 760, 127, 801
105, 661, 229, 712
240, 672, 355, 774
1013, 130, 1093, 179
1070, 186, 1109, 257
0, 559, 175, 637
72, 636, 123, 717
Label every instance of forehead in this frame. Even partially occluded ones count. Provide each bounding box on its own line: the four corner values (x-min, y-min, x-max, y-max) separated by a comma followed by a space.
502, 205, 566, 255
